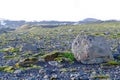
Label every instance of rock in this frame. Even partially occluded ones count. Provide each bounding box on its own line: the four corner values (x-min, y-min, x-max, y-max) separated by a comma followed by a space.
101, 65, 115, 69
70, 73, 79, 78
6, 59, 18, 66
0, 40, 2, 43
72, 35, 114, 64
104, 32, 110, 35
0, 52, 4, 57
14, 69, 22, 74
21, 44, 38, 52
113, 53, 120, 60
48, 61, 59, 66
43, 75, 49, 79
39, 69, 45, 74
117, 44, 120, 54
51, 74, 58, 80
68, 29, 73, 32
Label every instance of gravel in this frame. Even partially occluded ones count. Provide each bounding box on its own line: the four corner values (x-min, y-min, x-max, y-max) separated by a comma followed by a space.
0, 61, 120, 80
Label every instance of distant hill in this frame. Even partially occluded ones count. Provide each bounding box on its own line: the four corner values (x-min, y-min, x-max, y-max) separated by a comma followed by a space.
0, 18, 119, 29
0, 20, 26, 29
78, 18, 102, 24
0, 20, 75, 29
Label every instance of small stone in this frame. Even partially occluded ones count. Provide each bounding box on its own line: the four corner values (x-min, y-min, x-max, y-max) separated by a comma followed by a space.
90, 71, 97, 78
48, 61, 59, 66
70, 77, 76, 80
68, 29, 73, 32
43, 75, 49, 79
6, 59, 18, 66
14, 70, 22, 74
50, 74, 58, 80
39, 69, 45, 74
70, 73, 79, 80
51, 74, 57, 78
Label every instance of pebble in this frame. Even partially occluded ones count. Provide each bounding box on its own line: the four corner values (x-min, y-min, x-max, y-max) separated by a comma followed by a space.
48, 61, 59, 66
14, 70, 22, 74
43, 75, 49, 79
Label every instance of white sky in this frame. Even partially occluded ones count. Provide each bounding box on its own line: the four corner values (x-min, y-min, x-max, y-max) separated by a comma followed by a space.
0, 0, 120, 21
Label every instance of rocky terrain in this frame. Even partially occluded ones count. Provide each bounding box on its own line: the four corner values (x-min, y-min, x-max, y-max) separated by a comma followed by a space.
0, 22, 120, 80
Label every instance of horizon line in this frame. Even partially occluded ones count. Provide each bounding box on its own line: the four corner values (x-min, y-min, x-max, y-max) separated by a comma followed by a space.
0, 17, 120, 22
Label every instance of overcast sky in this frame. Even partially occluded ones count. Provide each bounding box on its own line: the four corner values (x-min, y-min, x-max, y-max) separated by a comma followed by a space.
0, 0, 120, 21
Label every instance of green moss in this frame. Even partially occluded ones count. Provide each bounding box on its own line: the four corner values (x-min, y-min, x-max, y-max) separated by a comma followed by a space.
41, 51, 60, 61
54, 57, 63, 62
107, 60, 120, 65
0, 47, 19, 53
93, 75, 109, 79
15, 63, 20, 68
0, 66, 6, 71
17, 64, 42, 71
0, 49, 5, 52
30, 65, 42, 69
9, 47, 19, 53
60, 68, 68, 72
0, 66, 14, 73
3, 54, 19, 59
4, 55, 15, 59
41, 51, 59, 59
92, 32, 105, 36
32, 53, 44, 57
69, 68, 77, 72
60, 52, 75, 63
102, 60, 120, 66
117, 56, 120, 60
29, 57, 38, 62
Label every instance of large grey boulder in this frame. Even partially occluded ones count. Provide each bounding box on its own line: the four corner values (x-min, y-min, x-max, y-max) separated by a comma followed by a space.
72, 35, 113, 64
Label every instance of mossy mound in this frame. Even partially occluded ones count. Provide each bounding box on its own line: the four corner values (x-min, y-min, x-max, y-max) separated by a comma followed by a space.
15, 57, 38, 68
42, 51, 75, 63
42, 51, 60, 61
